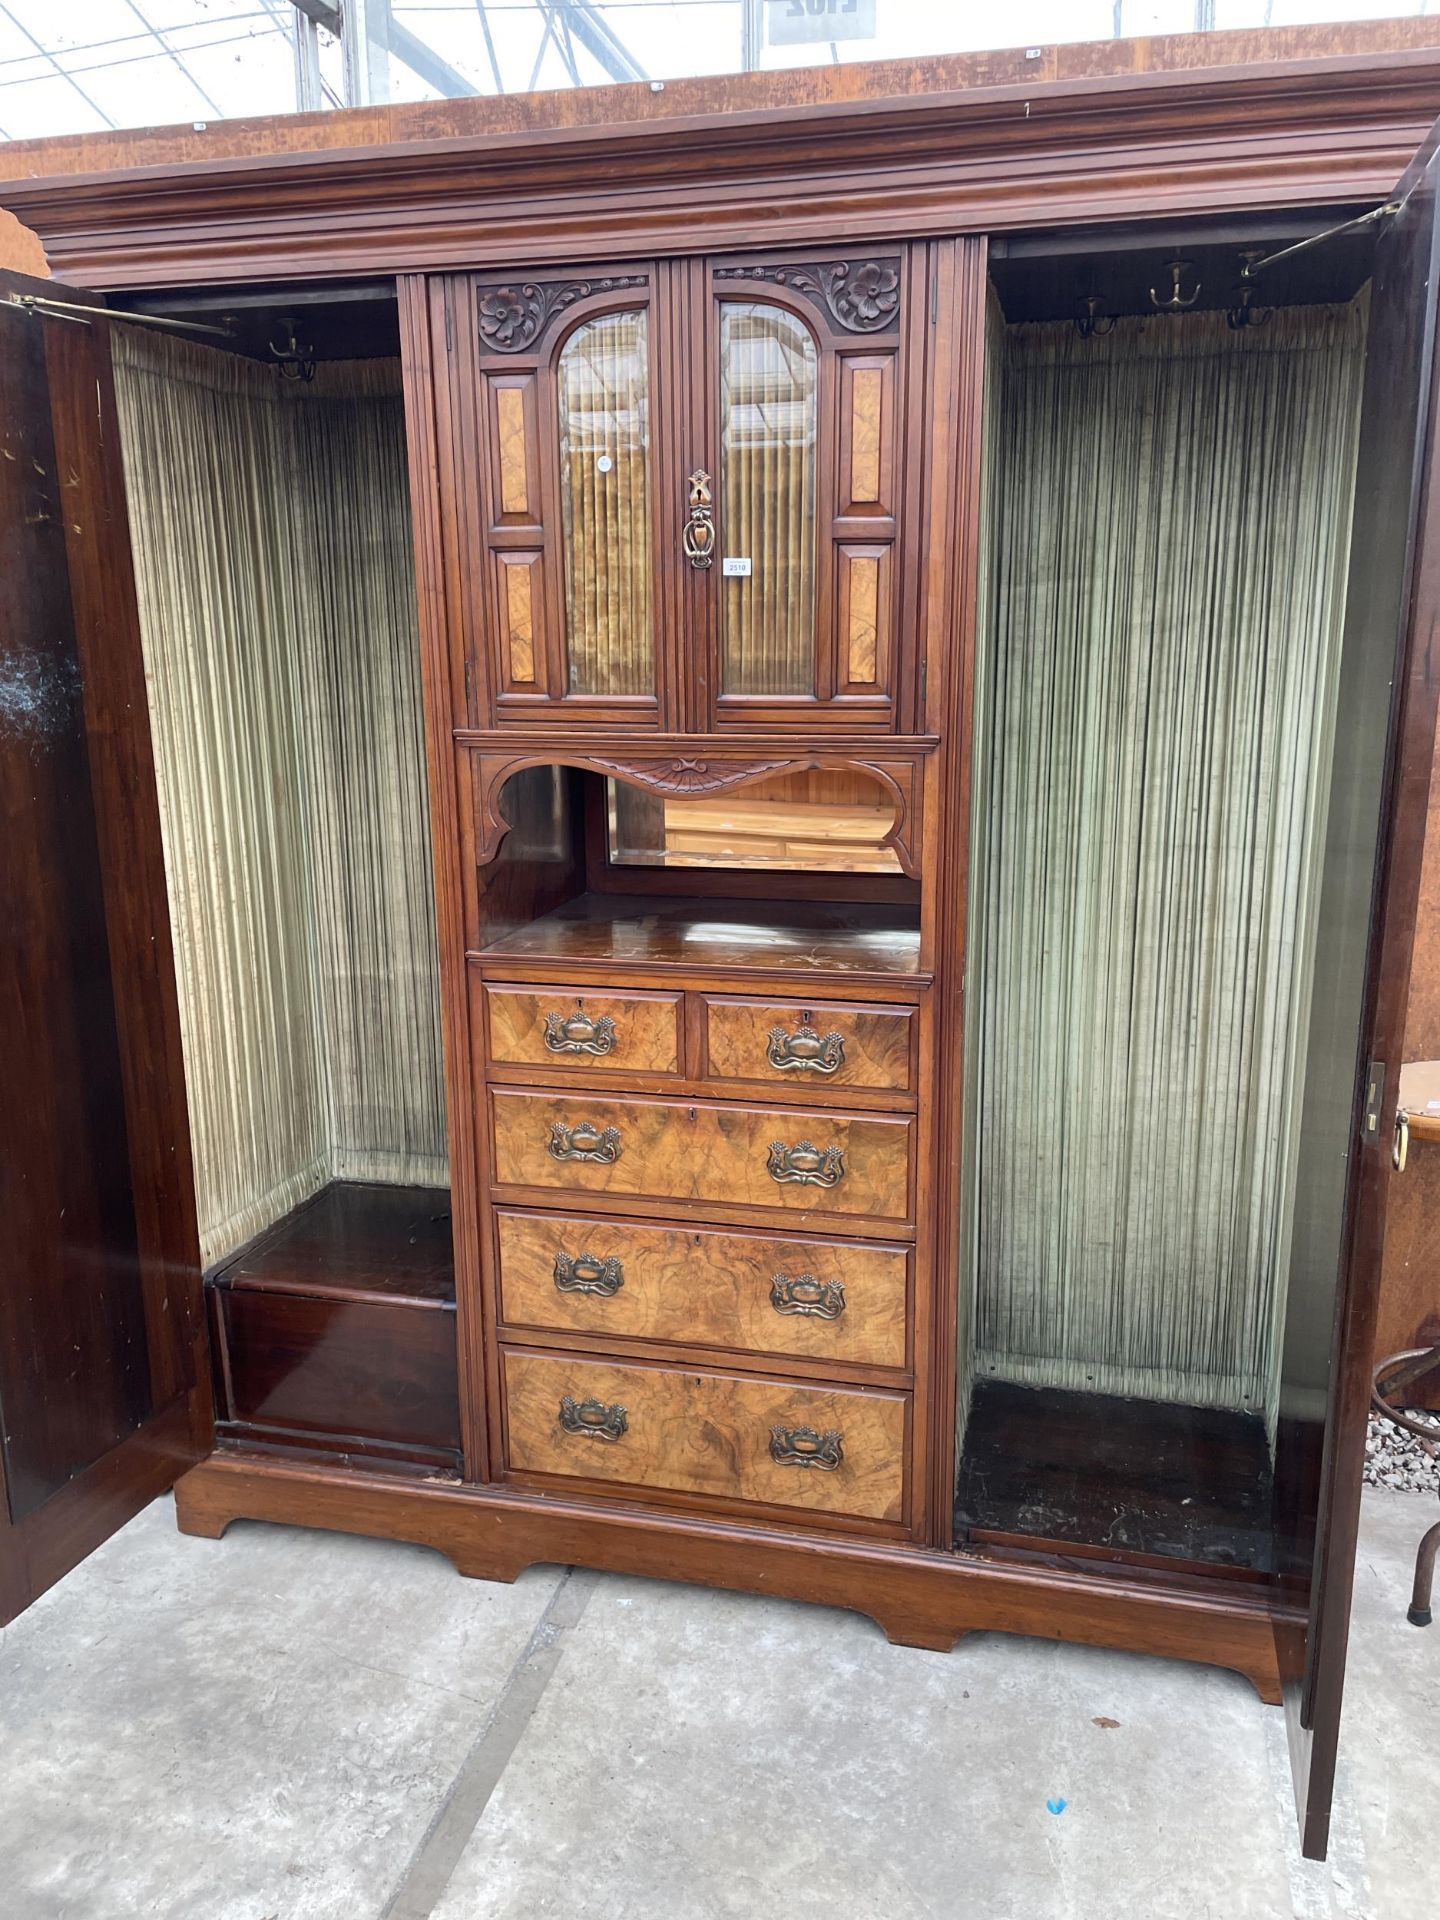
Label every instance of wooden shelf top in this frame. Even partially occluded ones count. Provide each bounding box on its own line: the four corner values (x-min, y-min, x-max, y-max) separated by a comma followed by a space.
476, 893, 923, 978
209, 1182, 455, 1305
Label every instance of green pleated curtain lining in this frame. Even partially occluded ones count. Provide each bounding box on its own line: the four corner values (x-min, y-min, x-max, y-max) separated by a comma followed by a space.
113, 328, 448, 1269
965, 298, 1367, 1429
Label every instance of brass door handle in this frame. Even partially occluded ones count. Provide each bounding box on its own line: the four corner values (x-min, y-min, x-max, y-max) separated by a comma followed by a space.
767, 1023, 845, 1074
1395, 1111, 1410, 1173
543, 1006, 617, 1057
547, 1120, 622, 1165
554, 1250, 625, 1296
559, 1395, 628, 1441
767, 1140, 845, 1188
683, 466, 715, 569
770, 1273, 846, 1320
769, 1425, 843, 1470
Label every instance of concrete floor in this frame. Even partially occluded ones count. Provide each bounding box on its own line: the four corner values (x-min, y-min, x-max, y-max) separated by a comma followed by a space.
0, 1489, 1434, 1920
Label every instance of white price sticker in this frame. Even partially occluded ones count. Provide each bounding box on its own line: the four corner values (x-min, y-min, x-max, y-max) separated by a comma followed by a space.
722, 556, 753, 577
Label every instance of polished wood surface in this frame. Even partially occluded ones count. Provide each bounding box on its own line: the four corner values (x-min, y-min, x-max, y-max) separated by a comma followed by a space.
701, 994, 914, 1097
477, 893, 923, 977
174, 1451, 1288, 1703
213, 1182, 455, 1304
502, 1347, 907, 1523
7, 21, 1434, 184
489, 1088, 912, 1223
495, 1208, 908, 1369
482, 983, 681, 1075
6, 42, 1440, 286
1272, 120, 1440, 1860
216, 1290, 460, 1456
0, 271, 209, 1627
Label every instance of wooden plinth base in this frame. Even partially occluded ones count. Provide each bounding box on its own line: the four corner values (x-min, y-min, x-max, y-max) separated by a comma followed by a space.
174, 1450, 1288, 1704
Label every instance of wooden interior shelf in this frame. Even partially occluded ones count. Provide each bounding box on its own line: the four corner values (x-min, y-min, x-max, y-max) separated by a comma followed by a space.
209, 1182, 455, 1308
474, 894, 923, 977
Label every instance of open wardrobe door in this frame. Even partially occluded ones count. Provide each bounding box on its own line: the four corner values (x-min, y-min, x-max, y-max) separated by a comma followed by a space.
1272, 135, 1440, 1859
0, 270, 211, 1627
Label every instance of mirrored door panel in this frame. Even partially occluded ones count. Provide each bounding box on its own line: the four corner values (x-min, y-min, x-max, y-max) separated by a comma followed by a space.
469, 264, 665, 725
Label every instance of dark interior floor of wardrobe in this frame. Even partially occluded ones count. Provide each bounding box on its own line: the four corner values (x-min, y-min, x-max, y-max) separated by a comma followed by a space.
954, 1379, 1275, 1573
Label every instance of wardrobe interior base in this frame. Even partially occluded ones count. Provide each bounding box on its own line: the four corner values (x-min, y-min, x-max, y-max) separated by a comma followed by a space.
174, 1449, 1288, 1704
955, 1379, 1275, 1574
205, 1181, 462, 1468
207, 1180, 456, 1303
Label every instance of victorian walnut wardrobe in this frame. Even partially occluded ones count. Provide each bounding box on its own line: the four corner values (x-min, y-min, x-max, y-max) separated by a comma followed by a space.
3, 32, 1440, 1862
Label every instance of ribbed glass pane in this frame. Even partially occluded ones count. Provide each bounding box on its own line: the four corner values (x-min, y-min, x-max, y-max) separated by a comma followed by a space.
558, 310, 653, 696
719, 301, 818, 696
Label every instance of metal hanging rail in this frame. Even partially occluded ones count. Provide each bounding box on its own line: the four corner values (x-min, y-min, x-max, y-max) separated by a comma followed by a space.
6, 292, 235, 338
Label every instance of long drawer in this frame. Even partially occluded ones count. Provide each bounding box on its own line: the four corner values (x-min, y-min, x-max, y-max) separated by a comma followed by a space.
700, 995, 915, 1098
489, 1088, 913, 1223
495, 1209, 908, 1369
502, 1348, 907, 1523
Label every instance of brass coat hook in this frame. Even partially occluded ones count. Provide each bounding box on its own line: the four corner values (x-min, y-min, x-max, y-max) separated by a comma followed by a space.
1150, 259, 1200, 311
1226, 255, 1272, 331
1073, 295, 1116, 340
269, 317, 316, 382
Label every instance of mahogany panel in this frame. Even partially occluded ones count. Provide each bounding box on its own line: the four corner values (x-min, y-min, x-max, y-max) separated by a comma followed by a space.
482, 982, 681, 1076
489, 1088, 913, 1223
173, 1452, 1288, 1703
495, 1208, 909, 1369
10, 52, 1440, 287
701, 993, 914, 1097
502, 1347, 907, 1523
215, 1288, 460, 1454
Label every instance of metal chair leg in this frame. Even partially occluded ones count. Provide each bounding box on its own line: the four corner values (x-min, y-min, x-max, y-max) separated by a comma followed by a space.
1409, 1518, 1440, 1627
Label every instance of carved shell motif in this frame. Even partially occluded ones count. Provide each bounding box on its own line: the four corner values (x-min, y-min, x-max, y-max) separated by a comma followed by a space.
714, 259, 901, 333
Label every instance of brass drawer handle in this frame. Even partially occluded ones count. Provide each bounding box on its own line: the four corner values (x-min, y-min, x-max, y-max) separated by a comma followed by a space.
767, 1140, 845, 1188
543, 1006, 617, 1057
767, 1023, 845, 1075
770, 1272, 846, 1320
548, 1120, 622, 1165
770, 1425, 843, 1471
554, 1250, 624, 1296
559, 1395, 628, 1442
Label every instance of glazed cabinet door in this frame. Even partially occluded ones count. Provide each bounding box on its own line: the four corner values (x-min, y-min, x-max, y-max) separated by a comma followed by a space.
1272, 133, 1440, 1860
697, 248, 925, 731
0, 272, 212, 1627
465, 263, 672, 726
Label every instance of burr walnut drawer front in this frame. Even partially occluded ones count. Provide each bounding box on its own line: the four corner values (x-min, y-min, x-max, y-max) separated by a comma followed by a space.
482, 985, 681, 1076
489, 1089, 913, 1223
502, 1349, 907, 1523
701, 996, 916, 1097
495, 1210, 909, 1368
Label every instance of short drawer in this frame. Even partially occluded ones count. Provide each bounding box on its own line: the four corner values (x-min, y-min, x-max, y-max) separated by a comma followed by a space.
482, 984, 681, 1076
490, 1089, 912, 1223
702, 996, 915, 1096
496, 1210, 908, 1368
212, 1286, 461, 1455
502, 1348, 907, 1523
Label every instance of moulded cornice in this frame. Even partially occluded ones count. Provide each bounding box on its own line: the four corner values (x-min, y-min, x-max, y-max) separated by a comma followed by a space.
3, 51, 1440, 287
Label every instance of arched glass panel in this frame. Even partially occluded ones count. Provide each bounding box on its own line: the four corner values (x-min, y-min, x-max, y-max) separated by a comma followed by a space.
719, 301, 818, 696
557, 310, 653, 695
